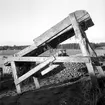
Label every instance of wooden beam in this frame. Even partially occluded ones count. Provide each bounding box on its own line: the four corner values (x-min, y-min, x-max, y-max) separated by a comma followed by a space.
55, 56, 90, 63
15, 56, 55, 85
11, 61, 21, 93
69, 14, 89, 56
14, 44, 37, 57
33, 10, 92, 47
41, 64, 59, 75
5, 56, 90, 64
15, 10, 93, 57
69, 13, 98, 91
33, 77, 40, 89
4, 57, 48, 63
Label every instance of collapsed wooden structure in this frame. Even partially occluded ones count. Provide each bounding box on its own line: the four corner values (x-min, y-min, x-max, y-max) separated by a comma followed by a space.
4, 10, 105, 94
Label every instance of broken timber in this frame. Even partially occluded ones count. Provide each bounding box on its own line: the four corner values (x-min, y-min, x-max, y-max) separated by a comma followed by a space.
4, 10, 105, 94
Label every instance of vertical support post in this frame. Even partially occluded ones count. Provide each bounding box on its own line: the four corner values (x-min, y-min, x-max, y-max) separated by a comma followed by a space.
69, 13, 100, 105
69, 13, 98, 87
33, 77, 40, 89
69, 13, 89, 56
11, 61, 21, 93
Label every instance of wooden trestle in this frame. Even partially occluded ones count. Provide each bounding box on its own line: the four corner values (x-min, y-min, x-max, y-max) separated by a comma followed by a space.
4, 10, 105, 96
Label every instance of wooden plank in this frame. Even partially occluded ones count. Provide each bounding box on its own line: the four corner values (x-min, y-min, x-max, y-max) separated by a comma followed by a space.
33, 77, 40, 89
41, 64, 59, 75
15, 56, 55, 85
69, 13, 89, 56
5, 56, 90, 63
55, 56, 90, 63
14, 44, 37, 57
11, 61, 21, 93
33, 10, 91, 47
69, 13, 98, 89
15, 10, 93, 57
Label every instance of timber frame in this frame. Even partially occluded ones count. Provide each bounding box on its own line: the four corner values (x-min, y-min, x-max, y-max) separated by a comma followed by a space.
4, 10, 105, 94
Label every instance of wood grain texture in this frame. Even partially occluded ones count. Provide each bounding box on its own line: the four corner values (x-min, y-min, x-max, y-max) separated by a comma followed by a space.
5, 56, 90, 63
69, 12, 98, 97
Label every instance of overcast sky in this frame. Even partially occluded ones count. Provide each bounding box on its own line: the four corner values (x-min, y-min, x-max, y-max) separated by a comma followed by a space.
0, 0, 105, 45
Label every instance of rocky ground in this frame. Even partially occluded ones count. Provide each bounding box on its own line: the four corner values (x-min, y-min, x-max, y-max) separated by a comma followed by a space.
0, 62, 105, 105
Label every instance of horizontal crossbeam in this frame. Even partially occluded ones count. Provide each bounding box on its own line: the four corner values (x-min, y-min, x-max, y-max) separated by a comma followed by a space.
5, 56, 90, 64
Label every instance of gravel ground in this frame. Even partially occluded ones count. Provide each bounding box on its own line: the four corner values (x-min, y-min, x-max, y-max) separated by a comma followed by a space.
0, 62, 105, 105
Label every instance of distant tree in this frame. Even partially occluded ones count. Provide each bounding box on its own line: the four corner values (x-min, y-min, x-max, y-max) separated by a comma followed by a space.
0, 45, 29, 50
57, 43, 80, 49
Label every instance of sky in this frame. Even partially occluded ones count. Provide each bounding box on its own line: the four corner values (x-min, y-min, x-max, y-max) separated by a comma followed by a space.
0, 0, 105, 45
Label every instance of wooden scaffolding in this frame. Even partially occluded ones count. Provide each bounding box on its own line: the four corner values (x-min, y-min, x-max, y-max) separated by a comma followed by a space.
4, 10, 105, 94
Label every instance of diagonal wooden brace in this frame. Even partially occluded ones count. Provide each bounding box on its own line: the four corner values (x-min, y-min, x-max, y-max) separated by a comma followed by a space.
15, 56, 56, 85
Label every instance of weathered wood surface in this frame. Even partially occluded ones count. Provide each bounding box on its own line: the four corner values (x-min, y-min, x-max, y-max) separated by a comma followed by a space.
69, 13, 99, 102
11, 62, 21, 93
5, 56, 90, 63
69, 13, 90, 56
15, 10, 94, 57
33, 10, 93, 47
41, 64, 59, 75
15, 56, 55, 85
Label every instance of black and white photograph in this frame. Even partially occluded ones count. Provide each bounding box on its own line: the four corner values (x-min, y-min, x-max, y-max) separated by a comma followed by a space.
0, 0, 105, 105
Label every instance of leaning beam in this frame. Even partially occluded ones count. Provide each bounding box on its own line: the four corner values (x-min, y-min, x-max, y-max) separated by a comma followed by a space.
15, 10, 94, 57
